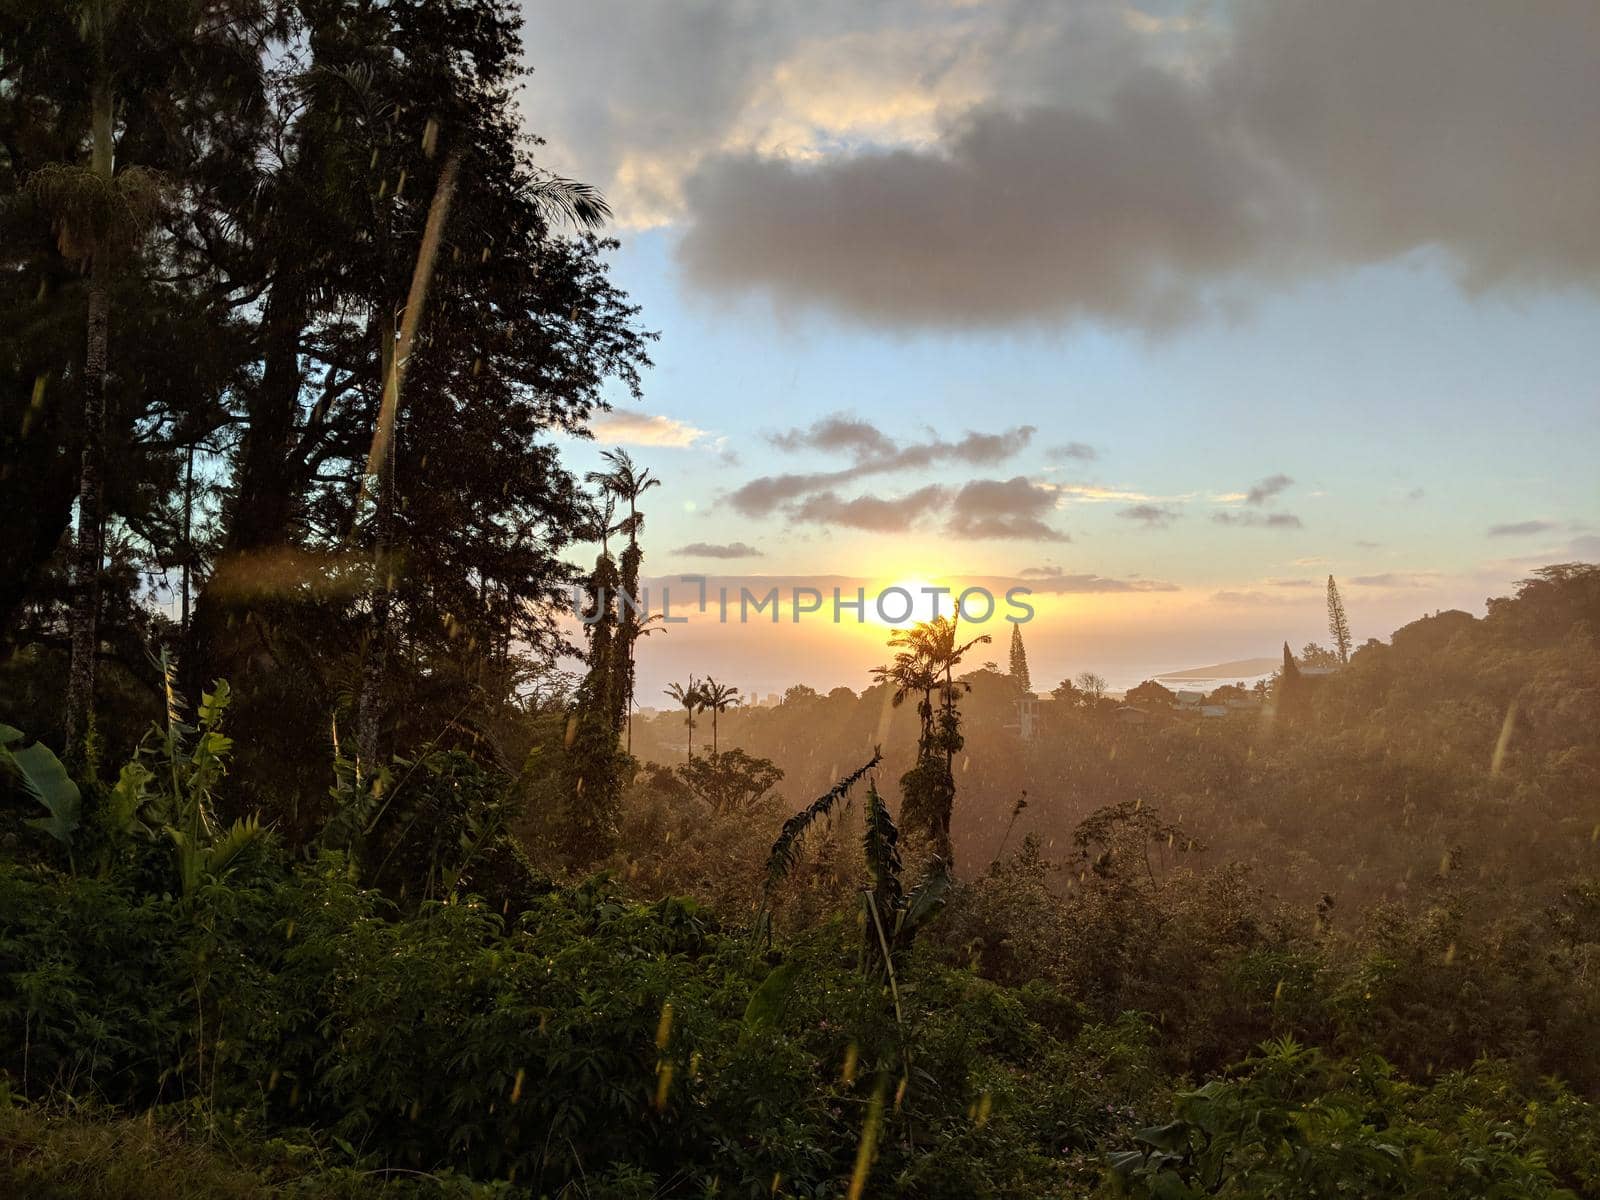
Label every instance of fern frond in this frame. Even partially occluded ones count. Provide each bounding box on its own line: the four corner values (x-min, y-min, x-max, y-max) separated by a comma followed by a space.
762, 748, 882, 892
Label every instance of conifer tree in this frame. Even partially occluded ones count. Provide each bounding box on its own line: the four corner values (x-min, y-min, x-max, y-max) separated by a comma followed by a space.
1275, 641, 1304, 724
1008, 623, 1032, 693
1327, 575, 1353, 664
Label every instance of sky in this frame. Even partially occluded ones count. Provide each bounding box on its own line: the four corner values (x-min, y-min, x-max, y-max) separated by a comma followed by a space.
515, 0, 1600, 698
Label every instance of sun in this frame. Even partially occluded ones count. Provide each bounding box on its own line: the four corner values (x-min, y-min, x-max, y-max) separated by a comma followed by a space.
867, 576, 951, 628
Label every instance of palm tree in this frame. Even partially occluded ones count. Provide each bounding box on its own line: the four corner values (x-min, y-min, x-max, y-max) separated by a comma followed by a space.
664, 677, 704, 761
887, 615, 990, 768
699, 678, 741, 756
872, 616, 989, 865
587, 448, 659, 735
871, 648, 939, 753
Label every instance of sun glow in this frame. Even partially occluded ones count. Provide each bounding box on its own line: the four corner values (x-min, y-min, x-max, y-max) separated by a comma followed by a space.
868, 577, 948, 628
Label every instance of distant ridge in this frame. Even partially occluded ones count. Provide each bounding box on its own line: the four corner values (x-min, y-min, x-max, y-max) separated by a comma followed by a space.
1155, 656, 1278, 681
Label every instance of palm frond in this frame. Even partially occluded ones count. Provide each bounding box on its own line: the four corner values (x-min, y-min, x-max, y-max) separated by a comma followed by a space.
523, 173, 611, 232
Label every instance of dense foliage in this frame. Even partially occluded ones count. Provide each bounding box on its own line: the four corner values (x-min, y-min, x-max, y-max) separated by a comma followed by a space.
0, 566, 1596, 1196
3, 1, 1598, 1194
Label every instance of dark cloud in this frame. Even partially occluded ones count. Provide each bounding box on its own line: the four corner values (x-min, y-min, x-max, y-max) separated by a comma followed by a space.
523, 0, 1183, 227
666, 1, 1600, 329
944, 429, 1038, 466
767, 415, 896, 460
681, 72, 1276, 329
727, 472, 842, 517
730, 420, 1036, 517
1268, 577, 1317, 588
946, 477, 1069, 541
1488, 520, 1557, 537
768, 415, 1034, 469
1245, 473, 1294, 505
1019, 564, 1064, 577
1213, 511, 1303, 529
1119, 503, 1181, 528
1222, 0, 1600, 291
673, 541, 764, 559
791, 485, 948, 533
768, 475, 1068, 539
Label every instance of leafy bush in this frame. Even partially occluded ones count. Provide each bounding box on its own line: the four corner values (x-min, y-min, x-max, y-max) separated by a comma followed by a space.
1103, 1039, 1586, 1198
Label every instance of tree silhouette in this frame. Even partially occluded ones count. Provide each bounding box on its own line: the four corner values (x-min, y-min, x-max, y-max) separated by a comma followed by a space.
28, 0, 171, 755
587, 448, 660, 738
1008, 623, 1032, 693
1126, 679, 1176, 707
1276, 641, 1304, 724
872, 644, 939, 750
872, 616, 989, 865
1327, 575, 1352, 664
699, 677, 741, 756
664, 677, 705, 761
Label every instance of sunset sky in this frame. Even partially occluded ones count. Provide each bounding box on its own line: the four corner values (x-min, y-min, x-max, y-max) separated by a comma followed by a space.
519, 0, 1600, 697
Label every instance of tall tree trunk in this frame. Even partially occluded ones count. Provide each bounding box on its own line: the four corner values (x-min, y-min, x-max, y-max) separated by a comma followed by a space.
357, 312, 397, 775
227, 279, 306, 553
356, 417, 394, 774
185, 275, 305, 696
180, 442, 194, 636
65, 270, 108, 754
64, 77, 115, 757
355, 151, 459, 779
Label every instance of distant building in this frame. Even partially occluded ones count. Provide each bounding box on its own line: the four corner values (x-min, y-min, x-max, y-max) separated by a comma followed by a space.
1201, 704, 1228, 718
1175, 690, 1206, 707
1115, 705, 1148, 726
1017, 693, 1043, 740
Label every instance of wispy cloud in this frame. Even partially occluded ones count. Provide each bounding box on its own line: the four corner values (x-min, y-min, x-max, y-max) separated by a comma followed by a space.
1053, 484, 1161, 503
1048, 441, 1099, 462
1211, 589, 1302, 606
1351, 572, 1440, 588
1011, 573, 1179, 594
1487, 519, 1557, 537
1213, 511, 1304, 529
1119, 503, 1182, 528
1245, 473, 1294, 505
767, 415, 1034, 469
590, 411, 707, 447
672, 541, 765, 559
732, 418, 1037, 517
